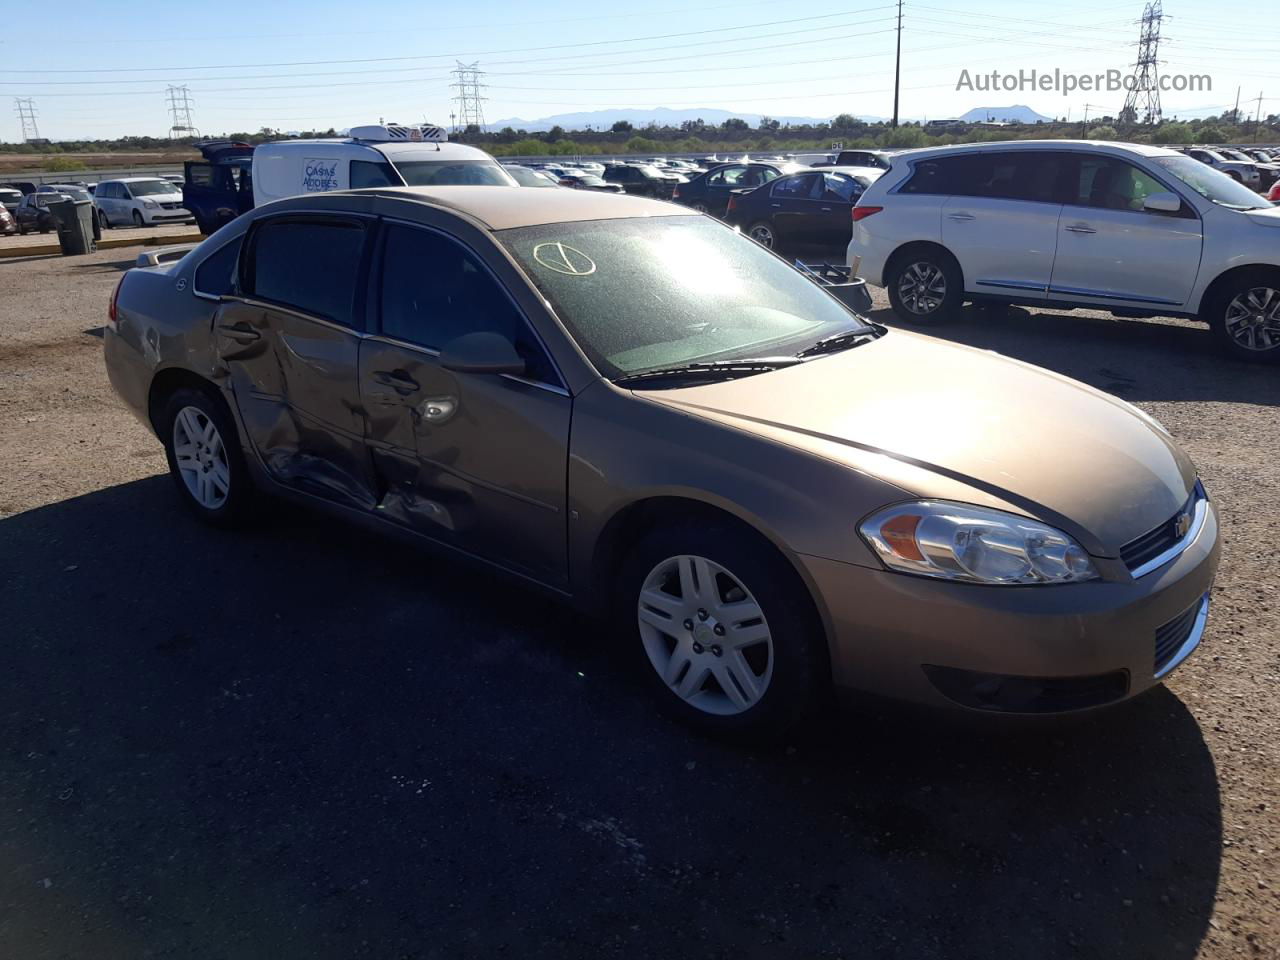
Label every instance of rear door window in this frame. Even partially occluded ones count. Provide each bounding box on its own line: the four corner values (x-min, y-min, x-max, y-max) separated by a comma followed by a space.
954, 152, 1067, 203
245, 217, 367, 326
771, 174, 821, 199
822, 172, 865, 202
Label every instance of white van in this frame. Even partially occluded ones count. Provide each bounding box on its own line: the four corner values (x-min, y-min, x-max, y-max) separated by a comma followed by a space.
251, 123, 516, 207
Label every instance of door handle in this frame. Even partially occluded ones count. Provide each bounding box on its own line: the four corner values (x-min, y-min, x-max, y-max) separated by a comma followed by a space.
216, 322, 260, 343
820, 207, 833, 212
770, 203, 781, 208
372, 370, 420, 395
1065, 224, 1097, 234
947, 212, 976, 222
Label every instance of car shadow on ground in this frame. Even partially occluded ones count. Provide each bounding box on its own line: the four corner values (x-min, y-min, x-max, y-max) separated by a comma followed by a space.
0, 477, 1222, 959
865, 303, 1280, 408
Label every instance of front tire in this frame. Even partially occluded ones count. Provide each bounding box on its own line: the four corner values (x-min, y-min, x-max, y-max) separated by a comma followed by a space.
132, 210, 145, 228
1204, 271, 1280, 363
160, 386, 256, 525
691, 201, 709, 214
617, 523, 828, 741
886, 248, 964, 323
98, 208, 110, 231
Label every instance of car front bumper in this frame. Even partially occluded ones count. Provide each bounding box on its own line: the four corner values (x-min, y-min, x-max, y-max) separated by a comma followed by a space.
142, 205, 194, 224
799, 500, 1220, 714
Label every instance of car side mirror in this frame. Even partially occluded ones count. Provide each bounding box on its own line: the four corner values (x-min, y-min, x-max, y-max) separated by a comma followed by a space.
1143, 192, 1182, 214
439, 331, 526, 376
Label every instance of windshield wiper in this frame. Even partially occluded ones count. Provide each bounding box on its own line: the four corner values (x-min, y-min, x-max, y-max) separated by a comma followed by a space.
614, 357, 802, 387
794, 327, 880, 358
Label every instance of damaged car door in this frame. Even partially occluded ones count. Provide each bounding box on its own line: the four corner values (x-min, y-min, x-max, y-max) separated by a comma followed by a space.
359, 219, 571, 583
215, 213, 378, 508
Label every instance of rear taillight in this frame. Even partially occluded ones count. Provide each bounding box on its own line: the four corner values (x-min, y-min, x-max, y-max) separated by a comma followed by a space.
672, 185, 681, 199
108, 275, 124, 324
726, 195, 738, 213
851, 205, 883, 222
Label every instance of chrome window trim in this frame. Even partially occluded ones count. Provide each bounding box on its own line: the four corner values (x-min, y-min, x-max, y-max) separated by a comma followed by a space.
237, 295, 361, 336
361, 333, 571, 398
1129, 491, 1209, 579
1154, 592, 1210, 679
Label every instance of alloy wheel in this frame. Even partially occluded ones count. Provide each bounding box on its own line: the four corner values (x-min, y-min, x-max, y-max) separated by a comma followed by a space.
636, 554, 774, 716
172, 405, 230, 509
898, 261, 947, 315
748, 223, 775, 248
1224, 286, 1280, 352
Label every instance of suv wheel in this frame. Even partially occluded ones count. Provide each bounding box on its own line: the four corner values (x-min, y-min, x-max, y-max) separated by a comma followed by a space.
98, 208, 110, 230
1206, 273, 1280, 363
691, 201, 709, 214
160, 386, 256, 525
886, 250, 963, 322
617, 523, 827, 740
132, 210, 145, 227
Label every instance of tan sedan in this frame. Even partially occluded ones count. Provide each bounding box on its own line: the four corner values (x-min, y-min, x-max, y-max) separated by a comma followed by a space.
103, 186, 1219, 738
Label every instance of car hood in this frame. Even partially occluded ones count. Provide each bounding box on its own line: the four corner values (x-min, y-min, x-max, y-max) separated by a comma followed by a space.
1242, 206, 1280, 227
641, 332, 1196, 556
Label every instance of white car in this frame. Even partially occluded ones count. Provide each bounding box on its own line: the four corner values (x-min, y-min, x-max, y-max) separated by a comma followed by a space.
847, 140, 1280, 362
94, 178, 194, 229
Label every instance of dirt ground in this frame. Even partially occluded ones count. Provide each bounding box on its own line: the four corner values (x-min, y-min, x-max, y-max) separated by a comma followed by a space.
0, 246, 1276, 959
0, 151, 197, 176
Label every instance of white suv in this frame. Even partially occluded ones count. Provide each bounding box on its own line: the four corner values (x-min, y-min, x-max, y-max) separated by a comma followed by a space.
847, 140, 1280, 362
94, 177, 194, 229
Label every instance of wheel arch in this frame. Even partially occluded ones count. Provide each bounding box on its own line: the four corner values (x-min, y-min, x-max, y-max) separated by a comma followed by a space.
584, 494, 834, 668
884, 239, 965, 288
1196, 263, 1280, 319
146, 367, 230, 436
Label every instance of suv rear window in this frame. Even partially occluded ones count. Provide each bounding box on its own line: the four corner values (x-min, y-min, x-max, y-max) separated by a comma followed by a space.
900, 152, 1065, 202
246, 218, 366, 325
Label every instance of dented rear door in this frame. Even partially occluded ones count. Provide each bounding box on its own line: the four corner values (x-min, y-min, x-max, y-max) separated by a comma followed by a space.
216, 213, 378, 508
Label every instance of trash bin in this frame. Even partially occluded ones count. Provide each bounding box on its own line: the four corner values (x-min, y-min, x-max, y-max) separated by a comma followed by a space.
49, 198, 96, 256
794, 261, 873, 314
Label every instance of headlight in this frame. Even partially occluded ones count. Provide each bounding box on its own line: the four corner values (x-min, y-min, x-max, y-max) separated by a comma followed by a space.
142, 199, 158, 209
859, 501, 1099, 585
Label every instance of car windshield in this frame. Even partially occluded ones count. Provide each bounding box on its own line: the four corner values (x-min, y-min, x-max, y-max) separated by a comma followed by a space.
129, 180, 178, 196
49, 186, 90, 201
1152, 155, 1270, 210
391, 159, 513, 186
499, 216, 874, 378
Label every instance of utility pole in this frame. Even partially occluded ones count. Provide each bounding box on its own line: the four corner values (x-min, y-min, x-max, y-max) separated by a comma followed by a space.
165, 86, 199, 140
891, 0, 903, 128
14, 98, 39, 142
1119, 0, 1164, 125
1254, 91, 1265, 142
1231, 86, 1241, 124
1082, 103, 1102, 138
451, 62, 487, 132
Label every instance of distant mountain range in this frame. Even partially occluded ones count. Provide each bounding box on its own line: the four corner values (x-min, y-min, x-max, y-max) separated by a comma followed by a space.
488, 107, 884, 132
957, 105, 1054, 124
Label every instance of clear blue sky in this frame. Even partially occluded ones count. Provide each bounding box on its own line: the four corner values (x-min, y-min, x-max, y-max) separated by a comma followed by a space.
1, 0, 1274, 139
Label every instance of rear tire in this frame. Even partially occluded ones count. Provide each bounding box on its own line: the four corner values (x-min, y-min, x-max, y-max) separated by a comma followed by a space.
746, 220, 776, 250
615, 522, 828, 742
159, 386, 257, 526
886, 247, 964, 323
1203, 270, 1280, 363
98, 208, 110, 231
691, 201, 709, 214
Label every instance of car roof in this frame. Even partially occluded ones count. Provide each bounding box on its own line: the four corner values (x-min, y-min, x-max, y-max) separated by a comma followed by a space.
892, 139, 1182, 161
104, 176, 176, 183
257, 139, 494, 162
344, 185, 689, 230
823, 165, 887, 178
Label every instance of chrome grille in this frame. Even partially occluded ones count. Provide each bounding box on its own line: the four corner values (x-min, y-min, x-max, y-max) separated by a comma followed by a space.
1120, 482, 1204, 574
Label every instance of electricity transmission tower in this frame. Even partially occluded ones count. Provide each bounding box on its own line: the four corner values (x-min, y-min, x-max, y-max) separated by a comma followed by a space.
166, 86, 200, 140
450, 62, 487, 132
1119, 0, 1164, 125
14, 98, 40, 142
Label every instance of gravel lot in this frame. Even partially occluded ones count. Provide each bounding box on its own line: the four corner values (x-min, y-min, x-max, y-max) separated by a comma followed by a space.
0, 246, 1277, 959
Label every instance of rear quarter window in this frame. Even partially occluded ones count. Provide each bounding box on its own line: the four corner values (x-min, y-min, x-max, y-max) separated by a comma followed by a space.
245, 218, 366, 326
194, 236, 243, 297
